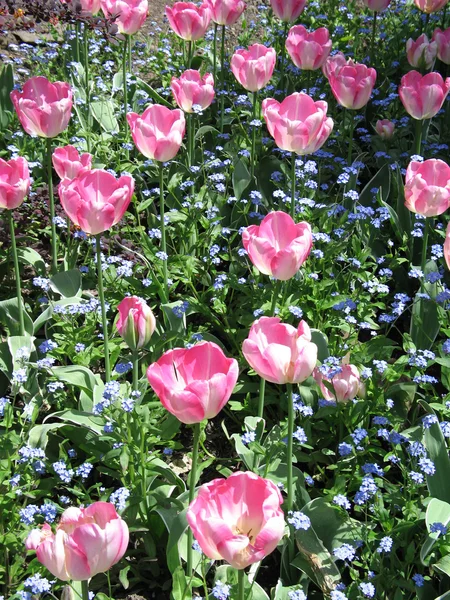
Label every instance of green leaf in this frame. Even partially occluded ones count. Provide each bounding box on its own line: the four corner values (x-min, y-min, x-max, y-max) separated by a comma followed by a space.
0, 64, 14, 114
232, 158, 251, 201
435, 555, 450, 578
50, 269, 82, 298
421, 401, 450, 503
51, 365, 98, 397
195, 125, 219, 140
44, 409, 104, 434
160, 507, 188, 574
0, 297, 34, 335
91, 100, 119, 132
301, 497, 361, 551
171, 566, 192, 600
133, 77, 172, 108
17, 248, 46, 276
119, 565, 130, 590
359, 163, 391, 206
28, 423, 65, 449
310, 329, 329, 362
8, 335, 35, 371
421, 498, 450, 563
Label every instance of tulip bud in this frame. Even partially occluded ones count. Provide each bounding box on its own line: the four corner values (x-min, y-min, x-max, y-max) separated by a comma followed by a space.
116, 296, 156, 350
375, 119, 395, 140
406, 34, 437, 70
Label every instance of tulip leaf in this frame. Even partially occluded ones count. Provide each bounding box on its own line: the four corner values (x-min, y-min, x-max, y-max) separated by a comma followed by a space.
232, 158, 251, 201
51, 365, 99, 397
91, 100, 119, 133
8, 335, 35, 371
43, 409, 104, 434
50, 269, 82, 298
310, 329, 329, 362
421, 400, 450, 503
421, 498, 450, 564
300, 497, 361, 550
0, 297, 34, 336
16, 248, 46, 276
133, 76, 172, 108
171, 566, 192, 600
28, 423, 65, 449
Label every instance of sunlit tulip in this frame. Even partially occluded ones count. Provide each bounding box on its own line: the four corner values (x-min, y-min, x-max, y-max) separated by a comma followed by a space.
100, 0, 148, 34
406, 34, 438, 70
327, 58, 377, 110
0, 157, 31, 210
52, 146, 92, 180
270, 0, 306, 22
404, 159, 450, 217
444, 221, 450, 270
399, 70, 450, 120
171, 70, 215, 113
166, 2, 211, 41
205, 0, 245, 25
286, 25, 332, 70
433, 27, 450, 64
231, 44, 276, 92
414, 0, 448, 13
314, 364, 361, 403
116, 296, 156, 350
361, 0, 391, 10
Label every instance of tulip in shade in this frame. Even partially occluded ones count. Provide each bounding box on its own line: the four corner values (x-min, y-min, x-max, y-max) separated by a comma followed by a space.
406, 34, 438, 70
433, 27, 450, 64
399, 71, 450, 120
375, 119, 395, 140
187, 471, 285, 570
0, 157, 31, 210
314, 364, 361, 403
206, 0, 246, 25
444, 222, 450, 270
116, 296, 156, 350
58, 169, 134, 235
286, 26, 332, 71
100, 0, 149, 35
171, 70, 215, 113
327, 58, 377, 110
231, 44, 277, 92
242, 317, 318, 385
11, 76, 73, 138
146, 341, 239, 424
270, 0, 306, 22
262, 92, 333, 155
60, 0, 101, 14
52, 146, 92, 180
414, 0, 448, 13
242, 211, 312, 280
166, 2, 212, 41
127, 104, 185, 162
25, 502, 129, 581
361, 0, 391, 10
404, 159, 450, 217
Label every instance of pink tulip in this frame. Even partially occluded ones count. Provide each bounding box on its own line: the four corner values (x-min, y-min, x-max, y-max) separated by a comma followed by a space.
404, 159, 450, 217
327, 58, 377, 110
270, 0, 306, 22
313, 364, 361, 403
231, 44, 277, 92
242, 211, 312, 280
100, 0, 148, 34
286, 26, 332, 71
262, 92, 333, 155
116, 296, 156, 350
60, 0, 101, 14
171, 70, 215, 113
444, 221, 450, 270
146, 341, 239, 424
433, 27, 450, 64
0, 157, 31, 210
166, 2, 211, 41
361, 0, 391, 10
25, 502, 129, 581
406, 34, 437, 70
58, 169, 134, 235
127, 104, 185, 162
52, 146, 92, 180
242, 317, 318, 385
399, 70, 450, 120
414, 0, 448, 13
322, 51, 347, 79
11, 76, 72, 138
375, 119, 395, 140
187, 471, 284, 570
205, 0, 245, 25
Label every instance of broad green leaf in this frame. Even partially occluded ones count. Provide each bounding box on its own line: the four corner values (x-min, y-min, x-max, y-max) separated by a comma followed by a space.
17, 248, 46, 276
421, 498, 450, 564
359, 163, 391, 206
50, 269, 82, 298
435, 555, 450, 578
51, 365, 98, 397
171, 566, 192, 600
0, 297, 34, 336
0, 64, 14, 114
134, 77, 172, 108
310, 329, 329, 362
43, 409, 104, 434
232, 158, 251, 201
8, 334, 35, 371
91, 100, 119, 132
421, 401, 450, 503
28, 423, 64, 449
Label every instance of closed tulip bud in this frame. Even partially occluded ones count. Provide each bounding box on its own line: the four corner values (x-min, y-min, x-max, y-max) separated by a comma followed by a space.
231, 44, 276, 92
399, 70, 450, 120
444, 222, 450, 270
52, 145, 92, 180
286, 25, 332, 71
166, 2, 211, 41
61, 586, 75, 600
404, 159, 450, 217
406, 34, 437, 70
171, 70, 215, 113
270, 0, 306, 22
361, 0, 391, 10
375, 119, 395, 140
327, 58, 377, 110
116, 296, 156, 350
101, 0, 148, 34
414, 0, 448, 13
433, 27, 450, 64
205, 0, 246, 25
0, 157, 31, 210
314, 364, 361, 403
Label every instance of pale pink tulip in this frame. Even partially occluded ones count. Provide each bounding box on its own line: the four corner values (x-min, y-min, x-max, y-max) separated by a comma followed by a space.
361, 0, 391, 10
399, 70, 450, 120
187, 471, 284, 570
52, 146, 92, 180
127, 104, 185, 162
171, 70, 215, 113
262, 92, 333, 155
433, 27, 450, 64
11, 76, 72, 138
404, 159, 450, 217
406, 34, 437, 70
414, 0, 448, 13
444, 221, 450, 270
206, 0, 245, 25
100, 0, 148, 34
242, 211, 312, 280
25, 502, 129, 581
60, 0, 101, 14
327, 58, 377, 110
58, 169, 134, 235
0, 157, 31, 210
314, 364, 361, 403
322, 51, 347, 79
116, 296, 156, 350
166, 2, 211, 41
146, 341, 239, 424
286, 25, 332, 71
270, 0, 306, 22
375, 119, 395, 140
231, 44, 276, 92
242, 317, 318, 385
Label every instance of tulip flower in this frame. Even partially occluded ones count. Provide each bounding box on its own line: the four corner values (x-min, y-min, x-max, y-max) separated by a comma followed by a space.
414, 0, 448, 13
327, 58, 377, 110
100, 0, 149, 34
322, 51, 347, 79
52, 146, 92, 180
187, 471, 285, 570
286, 25, 332, 71
61, 0, 101, 14
444, 221, 450, 270
25, 502, 129, 581
171, 70, 215, 113
361, 0, 391, 9
314, 364, 361, 403
231, 44, 277, 92
242, 211, 312, 281
270, 0, 306, 22
375, 119, 395, 140
433, 27, 450, 64
404, 159, 450, 217
0, 157, 31, 210
205, 0, 246, 25
146, 341, 239, 424
116, 296, 156, 350
399, 71, 450, 120
166, 2, 212, 41
406, 34, 438, 70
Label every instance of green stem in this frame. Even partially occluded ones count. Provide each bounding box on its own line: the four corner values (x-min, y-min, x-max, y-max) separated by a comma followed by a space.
128, 34, 132, 72
279, 21, 289, 93
424, 12, 430, 34
306, 70, 311, 96
81, 580, 89, 600
442, 3, 447, 28
270, 278, 283, 315
238, 569, 246, 600
186, 422, 201, 578
415, 118, 423, 156
257, 378, 266, 419
83, 23, 90, 152
96, 235, 111, 383
220, 25, 226, 133
421, 217, 430, 292
370, 11, 377, 66
291, 152, 296, 219
132, 350, 139, 392
188, 40, 193, 68
75, 21, 81, 63
286, 383, 294, 512
187, 112, 193, 166
46, 138, 58, 274
8, 210, 24, 336
159, 162, 169, 303
213, 23, 218, 86
250, 91, 258, 182
123, 35, 129, 157
347, 114, 355, 165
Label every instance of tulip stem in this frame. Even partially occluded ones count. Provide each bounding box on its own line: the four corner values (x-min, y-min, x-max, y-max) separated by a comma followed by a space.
290, 152, 296, 219
159, 162, 169, 303
347, 114, 355, 166
81, 580, 89, 600
414, 119, 423, 156
188, 40, 193, 68
279, 21, 289, 94
46, 138, 58, 274
238, 568, 246, 600
286, 383, 294, 512
257, 378, 266, 420
220, 25, 226, 133
306, 70, 311, 96
213, 23, 218, 86
75, 21, 81, 63
370, 11, 377, 66
83, 23, 91, 153
421, 217, 430, 292
8, 210, 24, 336
96, 234, 111, 383
123, 35, 129, 158
132, 350, 139, 392
186, 422, 201, 580
187, 113, 194, 167
250, 91, 258, 182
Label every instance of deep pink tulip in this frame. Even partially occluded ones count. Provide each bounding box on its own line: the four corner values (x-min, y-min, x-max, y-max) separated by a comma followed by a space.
414, 0, 448, 13
404, 159, 450, 217
361, 0, 391, 10
314, 364, 361, 403
242, 317, 318, 385
444, 222, 450, 270
375, 119, 395, 140
146, 341, 239, 424
270, 0, 306, 22
262, 92, 333, 155
166, 2, 211, 41
433, 27, 450, 64
231, 44, 277, 92
25, 502, 129, 581
11, 76, 72, 138
327, 58, 377, 110
127, 104, 185, 162
242, 211, 312, 280
406, 34, 437, 70
60, 0, 101, 14
116, 296, 156, 350
205, 0, 245, 25
58, 169, 134, 235
171, 70, 215, 113
286, 25, 332, 71
187, 471, 284, 570
100, 0, 148, 34
52, 145, 92, 180
399, 70, 450, 120
0, 157, 31, 210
